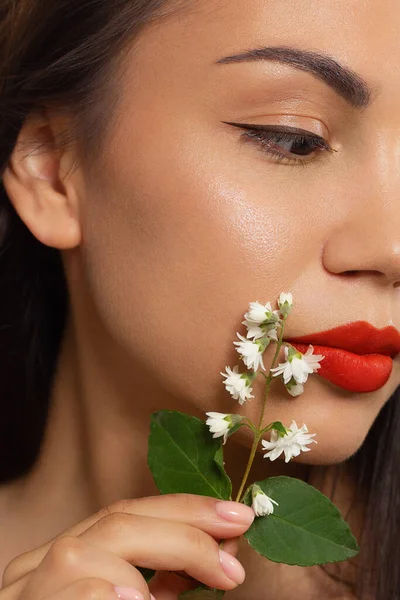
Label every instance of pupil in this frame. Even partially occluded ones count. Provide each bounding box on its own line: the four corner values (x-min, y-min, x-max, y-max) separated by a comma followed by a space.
290, 138, 313, 156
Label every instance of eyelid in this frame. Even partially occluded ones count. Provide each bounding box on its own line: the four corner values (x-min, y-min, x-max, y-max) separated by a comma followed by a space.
221, 120, 327, 139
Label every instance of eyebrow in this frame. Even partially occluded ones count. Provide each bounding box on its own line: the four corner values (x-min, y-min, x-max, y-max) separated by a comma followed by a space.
215, 46, 375, 110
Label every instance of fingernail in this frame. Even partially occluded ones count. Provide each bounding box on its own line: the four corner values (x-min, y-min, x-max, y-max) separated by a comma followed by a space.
219, 549, 246, 585
216, 501, 255, 526
114, 587, 144, 600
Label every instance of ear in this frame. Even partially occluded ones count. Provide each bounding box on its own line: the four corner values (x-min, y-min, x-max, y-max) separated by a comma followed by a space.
2, 111, 82, 249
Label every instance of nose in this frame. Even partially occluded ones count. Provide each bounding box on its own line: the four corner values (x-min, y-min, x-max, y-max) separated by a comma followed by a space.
322, 185, 400, 287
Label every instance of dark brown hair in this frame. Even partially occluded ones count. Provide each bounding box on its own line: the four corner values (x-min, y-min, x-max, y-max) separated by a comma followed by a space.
0, 2, 399, 599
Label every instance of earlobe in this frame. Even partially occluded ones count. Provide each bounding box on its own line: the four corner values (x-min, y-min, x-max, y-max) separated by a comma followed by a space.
2, 114, 82, 249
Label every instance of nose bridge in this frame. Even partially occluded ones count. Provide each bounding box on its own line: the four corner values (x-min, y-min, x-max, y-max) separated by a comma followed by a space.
322, 138, 400, 283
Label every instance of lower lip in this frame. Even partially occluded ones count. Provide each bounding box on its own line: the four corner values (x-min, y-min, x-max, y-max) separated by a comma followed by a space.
288, 343, 393, 393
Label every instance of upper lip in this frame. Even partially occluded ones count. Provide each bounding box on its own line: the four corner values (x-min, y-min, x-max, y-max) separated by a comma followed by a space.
286, 321, 400, 358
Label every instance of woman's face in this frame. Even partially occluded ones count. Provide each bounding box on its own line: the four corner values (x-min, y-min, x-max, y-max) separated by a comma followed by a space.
71, 0, 400, 464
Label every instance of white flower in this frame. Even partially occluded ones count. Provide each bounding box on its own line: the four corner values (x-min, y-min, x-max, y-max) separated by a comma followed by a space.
270, 344, 324, 385
245, 301, 275, 325
242, 301, 281, 340
220, 365, 254, 405
205, 412, 230, 444
244, 322, 279, 341
251, 485, 279, 516
233, 333, 267, 372
278, 292, 293, 317
262, 420, 317, 463
205, 412, 242, 444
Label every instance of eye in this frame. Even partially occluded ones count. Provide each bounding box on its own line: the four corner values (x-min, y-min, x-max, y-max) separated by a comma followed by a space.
223, 121, 337, 166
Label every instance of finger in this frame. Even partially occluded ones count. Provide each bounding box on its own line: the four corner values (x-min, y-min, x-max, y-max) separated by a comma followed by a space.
148, 544, 241, 600
220, 537, 240, 557
79, 512, 246, 591
20, 537, 149, 600
147, 537, 240, 599
4, 496, 253, 585
100, 497, 254, 540
40, 578, 141, 600
149, 571, 198, 600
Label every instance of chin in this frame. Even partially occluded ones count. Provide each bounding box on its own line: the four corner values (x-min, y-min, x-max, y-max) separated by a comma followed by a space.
235, 374, 385, 467
289, 443, 362, 466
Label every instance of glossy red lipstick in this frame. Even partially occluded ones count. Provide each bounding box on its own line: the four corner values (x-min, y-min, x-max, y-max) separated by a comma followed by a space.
286, 321, 400, 393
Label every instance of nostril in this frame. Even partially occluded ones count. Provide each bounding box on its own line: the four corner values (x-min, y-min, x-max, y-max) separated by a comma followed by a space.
343, 270, 359, 277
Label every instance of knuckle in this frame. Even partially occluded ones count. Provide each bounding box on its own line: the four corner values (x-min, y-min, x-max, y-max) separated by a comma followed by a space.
74, 577, 114, 600
104, 498, 131, 515
99, 498, 133, 518
96, 511, 131, 534
46, 536, 85, 570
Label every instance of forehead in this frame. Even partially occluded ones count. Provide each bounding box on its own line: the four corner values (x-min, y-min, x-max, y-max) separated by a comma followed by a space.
130, 0, 400, 94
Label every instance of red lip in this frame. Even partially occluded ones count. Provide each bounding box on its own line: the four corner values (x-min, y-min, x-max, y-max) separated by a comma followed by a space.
286, 321, 400, 393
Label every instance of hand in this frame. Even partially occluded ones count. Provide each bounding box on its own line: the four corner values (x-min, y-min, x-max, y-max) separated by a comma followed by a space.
1, 494, 255, 600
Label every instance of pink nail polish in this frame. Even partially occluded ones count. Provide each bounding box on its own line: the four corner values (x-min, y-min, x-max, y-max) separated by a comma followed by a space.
219, 549, 246, 585
114, 587, 145, 600
216, 501, 255, 525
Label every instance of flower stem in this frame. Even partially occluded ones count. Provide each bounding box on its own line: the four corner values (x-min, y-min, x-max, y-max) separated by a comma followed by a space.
234, 316, 288, 503
235, 431, 261, 502
257, 317, 287, 428
242, 418, 258, 433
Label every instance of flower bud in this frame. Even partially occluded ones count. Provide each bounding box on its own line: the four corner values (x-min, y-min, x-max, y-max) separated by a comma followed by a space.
251, 484, 279, 517
278, 292, 293, 317
285, 378, 304, 397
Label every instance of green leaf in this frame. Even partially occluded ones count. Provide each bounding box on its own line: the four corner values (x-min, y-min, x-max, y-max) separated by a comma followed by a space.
243, 476, 360, 566
137, 567, 156, 583
179, 586, 225, 600
213, 445, 226, 479
148, 411, 232, 499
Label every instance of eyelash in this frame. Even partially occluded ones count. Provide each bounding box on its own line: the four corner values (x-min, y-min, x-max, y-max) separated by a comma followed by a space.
225, 122, 337, 167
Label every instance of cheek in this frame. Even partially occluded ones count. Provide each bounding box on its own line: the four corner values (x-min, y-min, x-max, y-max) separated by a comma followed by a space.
78, 124, 326, 410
